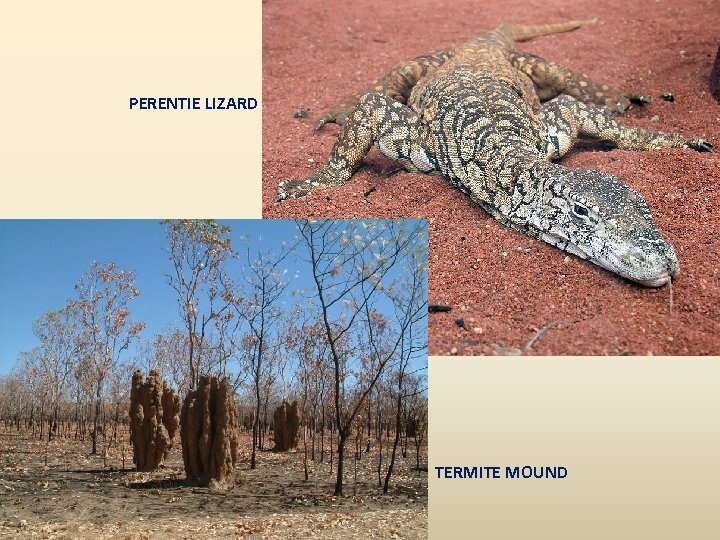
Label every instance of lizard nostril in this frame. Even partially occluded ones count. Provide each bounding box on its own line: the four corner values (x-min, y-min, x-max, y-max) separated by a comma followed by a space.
621, 247, 648, 265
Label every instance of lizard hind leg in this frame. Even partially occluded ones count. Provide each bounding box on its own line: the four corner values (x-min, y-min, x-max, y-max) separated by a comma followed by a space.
314, 51, 452, 131
276, 93, 437, 201
540, 94, 712, 161
510, 50, 650, 113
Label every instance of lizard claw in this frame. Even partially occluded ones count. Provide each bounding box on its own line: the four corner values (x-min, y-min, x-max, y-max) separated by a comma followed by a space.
315, 112, 350, 131
628, 93, 652, 105
686, 139, 713, 152
611, 93, 651, 114
275, 179, 303, 202
315, 115, 332, 131
274, 181, 289, 202
275, 176, 323, 201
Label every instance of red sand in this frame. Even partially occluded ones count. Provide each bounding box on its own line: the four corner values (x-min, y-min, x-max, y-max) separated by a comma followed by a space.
262, 0, 720, 355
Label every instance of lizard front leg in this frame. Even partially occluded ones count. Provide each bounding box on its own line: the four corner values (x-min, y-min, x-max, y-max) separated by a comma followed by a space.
510, 50, 650, 113
277, 93, 437, 201
540, 94, 712, 160
315, 51, 452, 130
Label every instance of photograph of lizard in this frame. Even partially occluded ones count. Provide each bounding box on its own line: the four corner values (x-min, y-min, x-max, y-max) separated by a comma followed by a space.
274, 19, 711, 288
263, 0, 719, 355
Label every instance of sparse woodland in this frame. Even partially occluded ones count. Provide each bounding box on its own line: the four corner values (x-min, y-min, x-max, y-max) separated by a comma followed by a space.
0, 219, 428, 538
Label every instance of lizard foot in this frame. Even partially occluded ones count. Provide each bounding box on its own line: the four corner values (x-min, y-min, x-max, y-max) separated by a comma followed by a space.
628, 93, 652, 105
316, 107, 353, 131
685, 139, 713, 152
275, 176, 322, 202
316, 113, 344, 131
612, 93, 651, 113
316, 94, 405, 131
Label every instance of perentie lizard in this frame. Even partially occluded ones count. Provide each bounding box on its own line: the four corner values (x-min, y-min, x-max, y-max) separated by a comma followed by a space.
275, 20, 712, 287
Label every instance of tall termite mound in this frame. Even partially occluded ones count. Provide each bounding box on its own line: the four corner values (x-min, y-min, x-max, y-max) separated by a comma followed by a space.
272, 400, 300, 451
180, 376, 239, 488
129, 370, 180, 471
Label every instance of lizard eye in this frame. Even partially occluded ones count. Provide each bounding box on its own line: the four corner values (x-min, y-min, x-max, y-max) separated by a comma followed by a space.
573, 203, 589, 217
569, 201, 599, 227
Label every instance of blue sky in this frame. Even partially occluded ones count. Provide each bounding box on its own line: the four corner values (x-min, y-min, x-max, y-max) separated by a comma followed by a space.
0, 219, 427, 376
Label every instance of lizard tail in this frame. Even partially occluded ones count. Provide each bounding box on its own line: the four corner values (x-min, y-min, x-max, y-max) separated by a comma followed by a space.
495, 19, 597, 42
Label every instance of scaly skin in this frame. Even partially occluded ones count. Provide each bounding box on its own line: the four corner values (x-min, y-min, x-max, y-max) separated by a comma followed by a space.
276, 20, 712, 287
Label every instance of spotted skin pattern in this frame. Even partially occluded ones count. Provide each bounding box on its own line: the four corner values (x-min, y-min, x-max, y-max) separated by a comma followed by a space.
276, 20, 713, 287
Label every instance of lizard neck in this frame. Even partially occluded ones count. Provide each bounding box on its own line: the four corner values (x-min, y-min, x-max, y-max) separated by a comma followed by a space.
464, 148, 557, 234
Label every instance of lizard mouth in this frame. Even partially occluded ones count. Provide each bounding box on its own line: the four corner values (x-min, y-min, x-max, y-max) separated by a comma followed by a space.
537, 229, 680, 287
594, 246, 680, 288
632, 267, 679, 288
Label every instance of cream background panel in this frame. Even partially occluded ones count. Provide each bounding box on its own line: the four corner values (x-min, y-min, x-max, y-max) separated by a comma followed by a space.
0, 1, 260, 217
4, 3, 719, 538
430, 357, 719, 538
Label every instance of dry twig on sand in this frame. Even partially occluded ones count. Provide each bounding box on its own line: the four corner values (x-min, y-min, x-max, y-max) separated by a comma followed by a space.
524, 317, 564, 352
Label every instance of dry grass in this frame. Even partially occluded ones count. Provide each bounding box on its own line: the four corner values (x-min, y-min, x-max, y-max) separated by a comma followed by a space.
0, 427, 427, 539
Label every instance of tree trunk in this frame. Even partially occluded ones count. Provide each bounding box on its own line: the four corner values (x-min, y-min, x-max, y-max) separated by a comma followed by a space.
310, 415, 316, 461
49, 405, 59, 442
383, 391, 403, 493
329, 420, 334, 474
261, 389, 271, 451
377, 426, 383, 487
91, 394, 101, 455
320, 406, 325, 463
402, 421, 408, 458
415, 433, 421, 470
334, 430, 348, 496
251, 360, 261, 469
39, 402, 45, 440
365, 400, 372, 453
251, 416, 258, 469
303, 422, 309, 481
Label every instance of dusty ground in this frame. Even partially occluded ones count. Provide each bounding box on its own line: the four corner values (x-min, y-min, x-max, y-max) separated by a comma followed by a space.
0, 429, 427, 539
262, 0, 720, 355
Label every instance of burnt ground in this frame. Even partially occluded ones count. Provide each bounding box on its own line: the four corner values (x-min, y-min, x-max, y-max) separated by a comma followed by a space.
262, 0, 720, 355
0, 429, 427, 539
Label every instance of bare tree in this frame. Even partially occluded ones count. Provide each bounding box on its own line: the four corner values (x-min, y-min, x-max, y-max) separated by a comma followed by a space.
135, 328, 191, 395
230, 243, 295, 469
404, 375, 428, 471
71, 261, 145, 455
286, 315, 331, 480
295, 220, 428, 496
383, 316, 427, 491
32, 306, 80, 440
162, 219, 234, 391
0, 374, 28, 430
16, 347, 49, 438
383, 242, 428, 493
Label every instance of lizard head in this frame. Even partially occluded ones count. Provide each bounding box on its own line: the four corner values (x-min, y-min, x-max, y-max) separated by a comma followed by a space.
527, 167, 679, 287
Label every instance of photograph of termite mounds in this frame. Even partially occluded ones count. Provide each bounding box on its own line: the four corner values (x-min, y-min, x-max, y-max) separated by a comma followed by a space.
262, 0, 720, 355
0, 219, 428, 539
